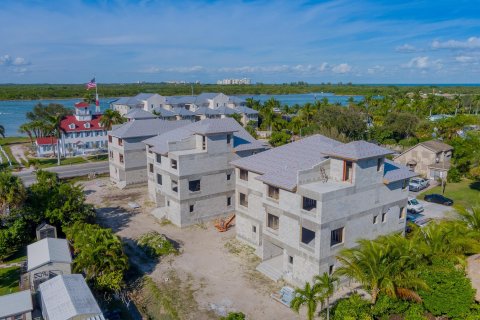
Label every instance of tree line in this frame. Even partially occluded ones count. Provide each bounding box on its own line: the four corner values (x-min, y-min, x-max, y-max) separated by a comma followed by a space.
1, 83, 480, 100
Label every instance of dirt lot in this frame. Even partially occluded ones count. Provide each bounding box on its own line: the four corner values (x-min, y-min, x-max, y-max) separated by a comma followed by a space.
82, 178, 301, 320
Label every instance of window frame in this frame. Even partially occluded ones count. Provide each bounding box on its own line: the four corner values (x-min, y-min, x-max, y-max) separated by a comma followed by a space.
239, 169, 248, 181
188, 179, 201, 192
267, 213, 279, 231
330, 227, 344, 247
239, 192, 248, 207
267, 185, 280, 200
302, 197, 317, 211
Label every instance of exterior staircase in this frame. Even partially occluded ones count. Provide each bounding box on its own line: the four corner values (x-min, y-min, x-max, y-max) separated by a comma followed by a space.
256, 255, 284, 281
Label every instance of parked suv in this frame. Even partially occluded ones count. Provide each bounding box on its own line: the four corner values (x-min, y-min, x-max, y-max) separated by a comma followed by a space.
407, 197, 424, 214
409, 181, 423, 192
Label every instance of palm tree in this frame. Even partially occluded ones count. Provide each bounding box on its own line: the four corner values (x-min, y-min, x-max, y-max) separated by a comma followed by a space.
0, 171, 26, 215
456, 206, 480, 232
46, 114, 64, 165
314, 272, 338, 320
100, 109, 126, 131
0, 124, 5, 138
290, 281, 320, 320
335, 238, 426, 304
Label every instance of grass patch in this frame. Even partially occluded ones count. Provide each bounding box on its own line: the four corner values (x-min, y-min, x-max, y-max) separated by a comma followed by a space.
418, 179, 480, 208
87, 154, 109, 162
29, 156, 88, 168
134, 272, 212, 320
62, 172, 109, 184
0, 137, 31, 146
0, 266, 20, 296
2, 249, 26, 264
137, 232, 179, 258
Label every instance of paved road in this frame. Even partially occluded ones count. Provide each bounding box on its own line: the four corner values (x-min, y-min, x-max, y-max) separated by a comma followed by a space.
409, 188, 455, 220
13, 161, 109, 186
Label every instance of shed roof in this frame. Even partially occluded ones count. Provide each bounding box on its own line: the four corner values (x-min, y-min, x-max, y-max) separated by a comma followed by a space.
27, 238, 72, 271
0, 290, 33, 317
39, 274, 104, 320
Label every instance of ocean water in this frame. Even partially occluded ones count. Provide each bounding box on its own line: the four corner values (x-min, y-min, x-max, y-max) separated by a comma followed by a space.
0, 93, 360, 137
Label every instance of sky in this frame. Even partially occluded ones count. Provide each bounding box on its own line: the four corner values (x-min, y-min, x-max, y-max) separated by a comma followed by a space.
0, 0, 480, 84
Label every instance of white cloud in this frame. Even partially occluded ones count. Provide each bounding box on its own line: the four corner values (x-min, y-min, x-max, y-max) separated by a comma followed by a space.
395, 44, 416, 53
0, 55, 30, 66
332, 63, 352, 74
432, 37, 480, 49
455, 55, 474, 63
367, 65, 385, 74
318, 62, 328, 72
145, 66, 205, 73
403, 56, 442, 70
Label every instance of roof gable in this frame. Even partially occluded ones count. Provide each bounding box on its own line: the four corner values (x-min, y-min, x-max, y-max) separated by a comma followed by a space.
27, 238, 72, 271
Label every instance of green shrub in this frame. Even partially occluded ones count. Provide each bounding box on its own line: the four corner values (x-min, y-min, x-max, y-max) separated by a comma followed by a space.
399, 137, 419, 148
137, 232, 177, 258
447, 166, 462, 183
371, 294, 410, 319
331, 293, 373, 320
382, 138, 397, 145
221, 312, 246, 320
418, 260, 475, 319
404, 304, 427, 320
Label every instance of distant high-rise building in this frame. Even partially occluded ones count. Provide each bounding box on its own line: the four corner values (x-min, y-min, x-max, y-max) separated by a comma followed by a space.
217, 78, 251, 85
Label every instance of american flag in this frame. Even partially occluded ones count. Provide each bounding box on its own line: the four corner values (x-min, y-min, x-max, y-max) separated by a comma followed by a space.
86, 78, 96, 90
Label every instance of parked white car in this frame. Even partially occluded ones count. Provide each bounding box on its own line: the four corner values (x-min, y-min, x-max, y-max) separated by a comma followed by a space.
410, 177, 429, 189
407, 197, 424, 214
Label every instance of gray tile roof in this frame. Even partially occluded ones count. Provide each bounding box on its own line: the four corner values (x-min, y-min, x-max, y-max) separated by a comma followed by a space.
228, 96, 246, 104
165, 95, 196, 105
39, 275, 104, 320
232, 135, 342, 190
322, 140, 393, 160
109, 119, 190, 139
111, 96, 143, 108
154, 108, 177, 118
124, 108, 158, 120
27, 238, 72, 272
195, 107, 222, 116
134, 93, 156, 100
144, 118, 267, 155
0, 290, 33, 317
171, 107, 196, 116
383, 159, 418, 183
234, 105, 259, 115
216, 106, 239, 115
420, 140, 453, 152
232, 135, 403, 190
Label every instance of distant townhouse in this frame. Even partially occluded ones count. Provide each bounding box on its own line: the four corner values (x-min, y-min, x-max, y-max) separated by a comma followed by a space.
26, 238, 72, 291
393, 140, 453, 180
143, 118, 268, 227
110, 92, 259, 126
0, 290, 33, 320
108, 115, 190, 188
231, 136, 415, 285
38, 274, 104, 320
111, 93, 166, 115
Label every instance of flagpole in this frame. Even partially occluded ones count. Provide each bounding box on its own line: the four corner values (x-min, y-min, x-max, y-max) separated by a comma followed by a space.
94, 75, 100, 114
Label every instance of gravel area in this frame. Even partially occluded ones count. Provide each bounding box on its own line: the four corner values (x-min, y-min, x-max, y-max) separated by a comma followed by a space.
82, 178, 301, 319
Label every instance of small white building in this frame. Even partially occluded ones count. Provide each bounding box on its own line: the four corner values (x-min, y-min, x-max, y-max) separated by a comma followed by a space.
35, 137, 58, 157
27, 238, 72, 291
0, 290, 33, 320
38, 274, 104, 320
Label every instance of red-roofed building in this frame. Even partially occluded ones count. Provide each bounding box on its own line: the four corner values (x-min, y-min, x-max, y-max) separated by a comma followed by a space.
35, 137, 58, 157
58, 103, 108, 156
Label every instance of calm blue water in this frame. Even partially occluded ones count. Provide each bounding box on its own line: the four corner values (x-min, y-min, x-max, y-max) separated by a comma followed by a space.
246, 92, 363, 106
0, 93, 360, 137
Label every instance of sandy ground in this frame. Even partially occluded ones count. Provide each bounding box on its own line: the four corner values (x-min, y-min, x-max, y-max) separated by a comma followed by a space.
467, 254, 480, 302
10, 144, 29, 165
82, 178, 301, 320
